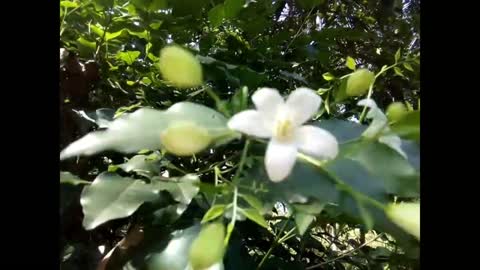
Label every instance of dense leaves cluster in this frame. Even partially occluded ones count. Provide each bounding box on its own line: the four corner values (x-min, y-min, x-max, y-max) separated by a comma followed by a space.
60, 0, 420, 270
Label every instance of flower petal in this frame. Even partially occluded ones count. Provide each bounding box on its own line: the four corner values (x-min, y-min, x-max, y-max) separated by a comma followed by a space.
252, 88, 284, 120
227, 110, 272, 138
295, 125, 338, 160
285, 87, 322, 125
265, 139, 298, 182
357, 98, 388, 138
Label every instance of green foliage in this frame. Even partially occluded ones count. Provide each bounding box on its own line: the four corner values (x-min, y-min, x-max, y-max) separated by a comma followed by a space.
60, 0, 420, 269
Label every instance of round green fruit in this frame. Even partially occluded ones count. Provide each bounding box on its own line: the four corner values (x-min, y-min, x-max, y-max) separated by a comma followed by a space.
346, 69, 375, 97
158, 45, 203, 88
386, 102, 408, 122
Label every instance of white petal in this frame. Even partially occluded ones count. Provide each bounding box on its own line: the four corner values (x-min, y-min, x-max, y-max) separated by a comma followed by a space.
252, 88, 284, 120
265, 139, 298, 182
295, 125, 339, 160
357, 98, 388, 138
227, 110, 272, 138
285, 87, 322, 125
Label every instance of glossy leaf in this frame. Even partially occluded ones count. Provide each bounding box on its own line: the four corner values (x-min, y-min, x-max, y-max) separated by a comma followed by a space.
117, 51, 141, 65
390, 111, 420, 141
297, 0, 325, 9
342, 141, 419, 197
238, 208, 268, 229
60, 102, 234, 160
395, 48, 401, 62
346, 56, 356, 70
322, 72, 335, 81
117, 155, 161, 177
202, 204, 227, 223
80, 173, 159, 230
238, 193, 263, 212
151, 174, 200, 207
60, 171, 91, 186
60, 1, 78, 8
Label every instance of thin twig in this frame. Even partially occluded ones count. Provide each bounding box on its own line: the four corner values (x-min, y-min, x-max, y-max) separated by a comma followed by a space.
285, 7, 315, 53
306, 233, 384, 270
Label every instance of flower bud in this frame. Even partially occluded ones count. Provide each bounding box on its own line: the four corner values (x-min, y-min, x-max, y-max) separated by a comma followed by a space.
189, 223, 226, 270
161, 121, 211, 156
346, 69, 375, 97
386, 202, 420, 240
158, 45, 203, 88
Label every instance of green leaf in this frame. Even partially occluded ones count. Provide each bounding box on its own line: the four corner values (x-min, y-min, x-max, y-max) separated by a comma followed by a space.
143, 225, 203, 270
89, 24, 125, 41
324, 158, 388, 202
322, 72, 335, 81
60, 1, 78, 8
131, 0, 168, 11
224, 0, 244, 18
238, 208, 268, 229
60, 102, 232, 160
393, 66, 404, 77
390, 111, 420, 141
117, 154, 161, 177
334, 77, 349, 102
152, 174, 200, 207
403, 62, 414, 71
149, 21, 163, 30
208, 4, 225, 28
116, 51, 141, 65
76, 37, 96, 49
239, 193, 263, 212
93, 0, 113, 9
357, 202, 374, 230
80, 172, 159, 230
297, 0, 325, 9
60, 171, 90, 185
127, 29, 149, 39
317, 119, 366, 143
172, 0, 209, 17
395, 48, 401, 63
342, 141, 419, 197
346, 56, 356, 70
293, 202, 325, 235
245, 158, 340, 206
201, 204, 227, 223
230, 86, 249, 114
294, 213, 315, 235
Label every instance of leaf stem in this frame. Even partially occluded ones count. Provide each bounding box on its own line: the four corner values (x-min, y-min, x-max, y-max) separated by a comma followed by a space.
257, 219, 290, 270
306, 233, 385, 269
232, 139, 250, 185
224, 186, 238, 247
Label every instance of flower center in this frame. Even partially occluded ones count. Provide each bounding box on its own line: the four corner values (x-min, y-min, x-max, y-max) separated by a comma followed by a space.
274, 119, 294, 141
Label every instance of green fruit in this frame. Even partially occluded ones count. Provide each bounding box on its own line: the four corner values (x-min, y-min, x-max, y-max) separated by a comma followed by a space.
386, 203, 420, 240
346, 69, 375, 97
189, 223, 226, 270
158, 45, 203, 88
386, 102, 408, 122
161, 121, 212, 156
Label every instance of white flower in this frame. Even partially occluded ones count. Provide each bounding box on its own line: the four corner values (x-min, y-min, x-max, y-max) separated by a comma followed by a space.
358, 98, 407, 158
228, 87, 339, 182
